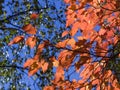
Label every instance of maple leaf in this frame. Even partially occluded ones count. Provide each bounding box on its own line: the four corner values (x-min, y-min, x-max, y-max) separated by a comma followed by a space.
22, 24, 36, 34
30, 13, 38, 19
8, 35, 24, 45
25, 36, 37, 48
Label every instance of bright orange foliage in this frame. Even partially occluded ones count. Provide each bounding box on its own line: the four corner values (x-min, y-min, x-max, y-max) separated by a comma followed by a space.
8, 0, 120, 89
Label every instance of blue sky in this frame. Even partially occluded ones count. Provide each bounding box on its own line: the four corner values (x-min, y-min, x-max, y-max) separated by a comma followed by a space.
0, 0, 66, 89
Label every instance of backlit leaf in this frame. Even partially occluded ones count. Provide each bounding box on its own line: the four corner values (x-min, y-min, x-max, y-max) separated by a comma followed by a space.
30, 13, 38, 19
25, 36, 37, 48
22, 24, 36, 34
8, 35, 24, 45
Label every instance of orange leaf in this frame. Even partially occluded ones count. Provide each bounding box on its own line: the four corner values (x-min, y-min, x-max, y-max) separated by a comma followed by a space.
92, 79, 100, 85
58, 50, 74, 69
37, 43, 45, 53
43, 86, 54, 90
98, 28, 106, 35
37, 40, 49, 52
8, 35, 24, 45
28, 68, 38, 76
41, 62, 49, 73
26, 36, 37, 48
22, 24, 36, 34
106, 30, 114, 39
55, 39, 69, 48
64, 0, 70, 3
30, 13, 38, 19
104, 70, 112, 78
70, 22, 80, 36
54, 66, 64, 83
23, 58, 34, 68
67, 38, 76, 49
50, 57, 59, 67
62, 30, 69, 37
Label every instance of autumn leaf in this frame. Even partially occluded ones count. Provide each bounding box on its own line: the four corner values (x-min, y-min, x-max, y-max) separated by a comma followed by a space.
41, 62, 49, 73
43, 86, 54, 90
30, 13, 38, 19
80, 0, 92, 8
23, 58, 34, 68
64, 0, 70, 3
70, 22, 80, 36
67, 38, 76, 49
25, 36, 37, 48
55, 39, 69, 48
54, 66, 64, 83
50, 57, 59, 67
62, 30, 69, 37
37, 43, 45, 53
91, 79, 100, 86
28, 61, 41, 76
28, 68, 38, 76
104, 70, 112, 78
106, 30, 114, 39
8, 35, 24, 45
99, 28, 106, 35
22, 24, 36, 34
58, 50, 75, 69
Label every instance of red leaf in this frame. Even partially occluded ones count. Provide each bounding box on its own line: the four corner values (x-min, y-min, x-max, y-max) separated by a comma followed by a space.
92, 79, 100, 85
26, 36, 37, 48
37, 43, 45, 53
55, 39, 69, 48
23, 58, 34, 68
62, 30, 69, 37
70, 22, 80, 36
50, 57, 59, 67
8, 35, 24, 45
106, 30, 114, 39
99, 28, 106, 35
58, 50, 74, 69
22, 24, 36, 34
54, 66, 64, 83
41, 62, 49, 73
28, 68, 38, 76
43, 86, 54, 90
30, 13, 38, 19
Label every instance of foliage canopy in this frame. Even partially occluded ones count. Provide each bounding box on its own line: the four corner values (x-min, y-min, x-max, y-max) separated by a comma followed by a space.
0, 0, 120, 90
